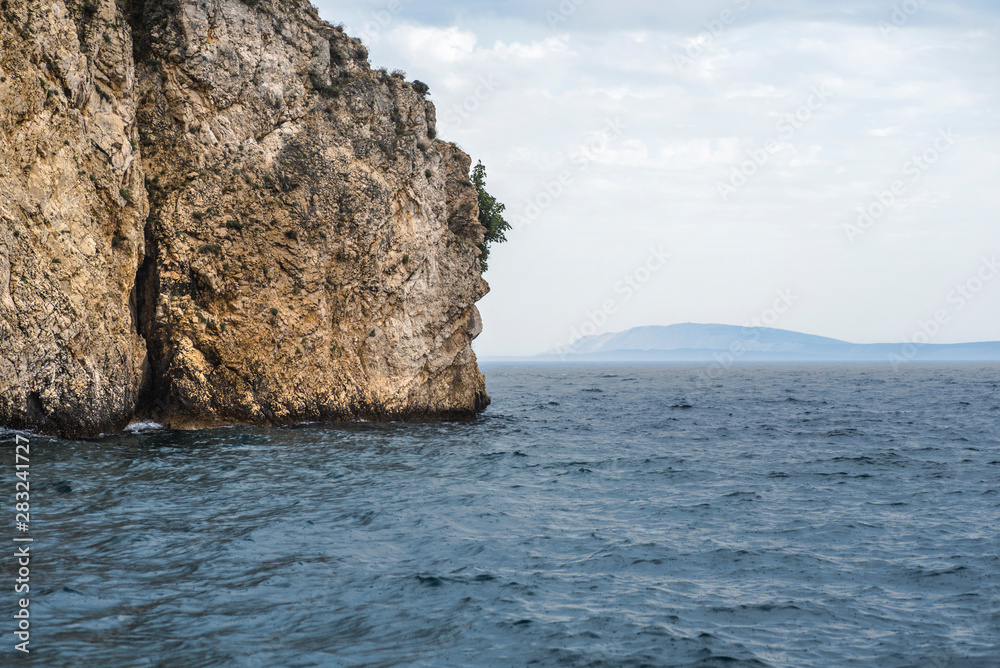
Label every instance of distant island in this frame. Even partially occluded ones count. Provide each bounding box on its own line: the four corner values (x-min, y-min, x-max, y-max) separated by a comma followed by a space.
519, 323, 1000, 363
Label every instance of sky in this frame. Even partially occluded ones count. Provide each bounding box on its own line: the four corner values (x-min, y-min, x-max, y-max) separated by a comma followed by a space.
312, 0, 1000, 357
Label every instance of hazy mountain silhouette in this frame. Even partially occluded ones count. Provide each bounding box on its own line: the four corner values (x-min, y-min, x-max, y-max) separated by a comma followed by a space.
534, 323, 1000, 362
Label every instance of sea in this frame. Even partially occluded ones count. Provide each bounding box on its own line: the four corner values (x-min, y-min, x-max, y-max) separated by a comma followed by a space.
4, 363, 1000, 667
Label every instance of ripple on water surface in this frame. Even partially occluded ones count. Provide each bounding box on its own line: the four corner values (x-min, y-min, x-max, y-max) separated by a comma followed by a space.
8, 364, 1000, 666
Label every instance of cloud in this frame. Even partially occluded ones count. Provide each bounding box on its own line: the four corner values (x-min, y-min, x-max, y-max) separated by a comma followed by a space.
311, 0, 1000, 355
388, 25, 477, 62
326, 0, 1000, 34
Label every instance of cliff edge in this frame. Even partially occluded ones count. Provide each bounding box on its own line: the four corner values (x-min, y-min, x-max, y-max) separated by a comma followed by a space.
0, 0, 490, 438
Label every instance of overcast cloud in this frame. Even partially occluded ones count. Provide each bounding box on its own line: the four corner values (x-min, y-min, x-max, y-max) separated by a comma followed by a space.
313, 0, 1000, 356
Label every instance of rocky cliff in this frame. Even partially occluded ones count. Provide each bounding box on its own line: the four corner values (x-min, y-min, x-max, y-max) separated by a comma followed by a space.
0, 0, 490, 438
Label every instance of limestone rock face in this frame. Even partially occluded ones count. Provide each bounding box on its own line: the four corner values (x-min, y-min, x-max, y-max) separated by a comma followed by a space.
0, 0, 149, 438
0, 0, 490, 437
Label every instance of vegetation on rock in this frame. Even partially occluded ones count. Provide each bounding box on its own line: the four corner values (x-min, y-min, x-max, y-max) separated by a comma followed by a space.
471, 161, 510, 273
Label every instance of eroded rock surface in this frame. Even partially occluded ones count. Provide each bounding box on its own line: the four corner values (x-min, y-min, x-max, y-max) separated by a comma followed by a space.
0, 0, 490, 437
0, 0, 148, 438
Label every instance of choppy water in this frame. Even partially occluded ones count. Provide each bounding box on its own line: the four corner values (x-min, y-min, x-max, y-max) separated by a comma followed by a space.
5, 364, 1000, 667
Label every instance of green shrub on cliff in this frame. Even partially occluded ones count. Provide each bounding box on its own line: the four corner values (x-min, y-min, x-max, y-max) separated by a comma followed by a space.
471, 161, 509, 273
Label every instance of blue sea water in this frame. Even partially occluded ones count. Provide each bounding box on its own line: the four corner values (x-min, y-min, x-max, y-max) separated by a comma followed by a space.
5, 364, 1000, 667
